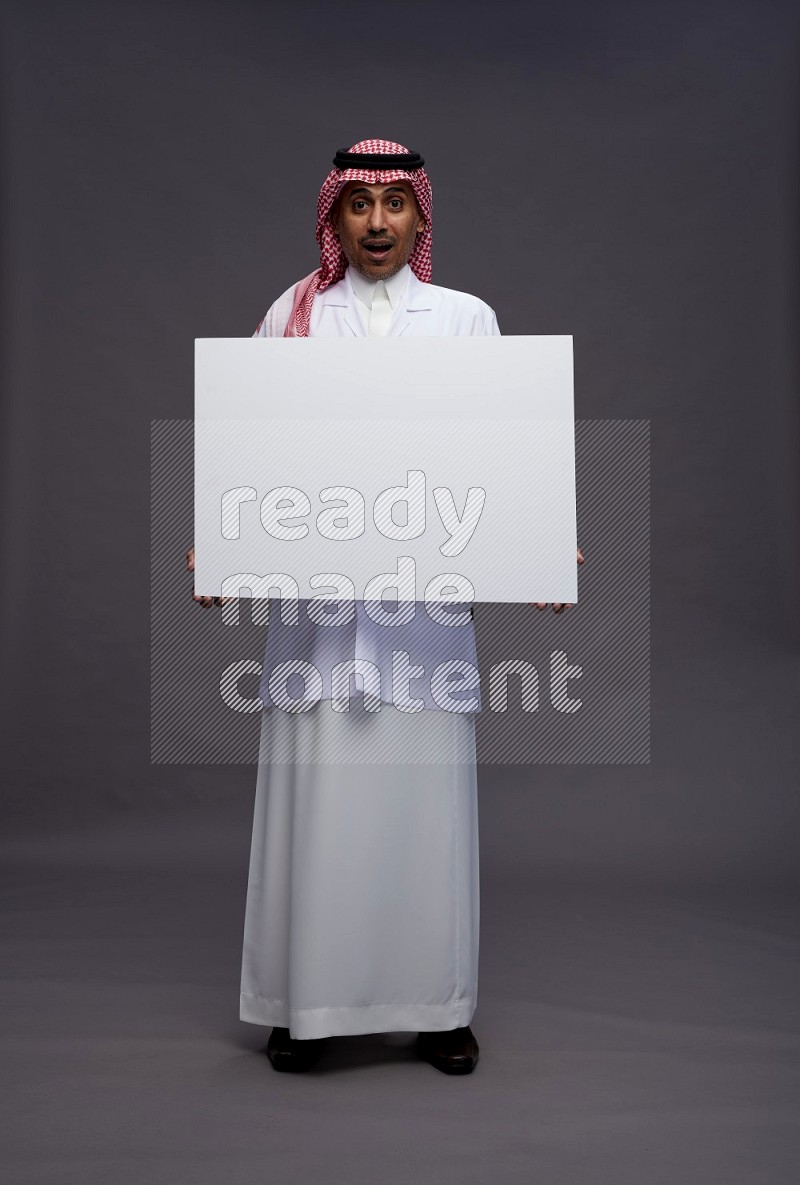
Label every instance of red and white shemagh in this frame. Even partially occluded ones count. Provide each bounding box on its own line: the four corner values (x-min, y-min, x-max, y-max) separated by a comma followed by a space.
282, 139, 433, 338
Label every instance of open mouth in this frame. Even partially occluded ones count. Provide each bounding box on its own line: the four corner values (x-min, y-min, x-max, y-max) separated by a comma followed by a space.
362, 242, 394, 258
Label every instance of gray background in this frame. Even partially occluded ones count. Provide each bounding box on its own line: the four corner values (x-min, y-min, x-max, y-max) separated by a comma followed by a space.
1, 0, 799, 1182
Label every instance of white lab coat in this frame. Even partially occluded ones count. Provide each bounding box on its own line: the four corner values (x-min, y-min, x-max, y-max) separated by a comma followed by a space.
254, 267, 500, 715
253, 266, 500, 340
239, 267, 499, 1039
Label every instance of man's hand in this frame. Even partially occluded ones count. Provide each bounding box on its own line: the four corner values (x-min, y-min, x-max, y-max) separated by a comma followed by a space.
530, 547, 585, 614
186, 546, 233, 608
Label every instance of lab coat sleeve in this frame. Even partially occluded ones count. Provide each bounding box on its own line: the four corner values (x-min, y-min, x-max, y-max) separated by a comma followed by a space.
482, 305, 501, 337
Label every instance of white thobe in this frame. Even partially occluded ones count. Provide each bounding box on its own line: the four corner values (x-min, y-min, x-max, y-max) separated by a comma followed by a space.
239, 265, 500, 1039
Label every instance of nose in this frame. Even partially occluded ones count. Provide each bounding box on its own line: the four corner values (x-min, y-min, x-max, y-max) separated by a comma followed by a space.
366, 204, 387, 233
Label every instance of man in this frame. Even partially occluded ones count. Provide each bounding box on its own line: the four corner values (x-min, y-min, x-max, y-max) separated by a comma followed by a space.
188, 139, 579, 1074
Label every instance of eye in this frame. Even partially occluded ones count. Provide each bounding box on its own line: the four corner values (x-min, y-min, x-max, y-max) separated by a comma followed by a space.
389, 198, 403, 209
352, 200, 367, 211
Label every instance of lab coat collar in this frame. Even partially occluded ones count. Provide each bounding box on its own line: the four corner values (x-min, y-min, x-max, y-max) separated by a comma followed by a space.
318, 267, 434, 337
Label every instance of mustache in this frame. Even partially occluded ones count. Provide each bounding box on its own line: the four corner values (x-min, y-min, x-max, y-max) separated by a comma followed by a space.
359, 234, 396, 246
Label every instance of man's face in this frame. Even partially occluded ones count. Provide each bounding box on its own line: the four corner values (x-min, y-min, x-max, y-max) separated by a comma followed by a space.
331, 181, 425, 281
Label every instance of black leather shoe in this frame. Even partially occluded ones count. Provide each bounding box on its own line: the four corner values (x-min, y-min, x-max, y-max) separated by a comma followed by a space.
265, 1026, 323, 1072
417, 1025, 479, 1074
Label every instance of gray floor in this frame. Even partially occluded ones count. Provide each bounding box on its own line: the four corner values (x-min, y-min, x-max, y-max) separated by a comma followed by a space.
2, 805, 799, 1185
